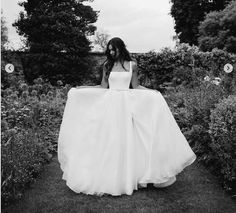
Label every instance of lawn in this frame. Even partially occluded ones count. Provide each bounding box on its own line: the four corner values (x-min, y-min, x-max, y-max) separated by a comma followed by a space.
2, 153, 236, 213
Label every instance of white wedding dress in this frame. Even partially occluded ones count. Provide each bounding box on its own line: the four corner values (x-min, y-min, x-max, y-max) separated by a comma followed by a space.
57, 61, 196, 196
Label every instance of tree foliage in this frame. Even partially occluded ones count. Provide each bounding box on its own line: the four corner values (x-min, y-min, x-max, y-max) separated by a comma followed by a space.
13, 0, 98, 85
1, 9, 8, 51
13, 0, 98, 54
198, 0, 236, 53
170, 0, 231, 45
92, 29, 110, 52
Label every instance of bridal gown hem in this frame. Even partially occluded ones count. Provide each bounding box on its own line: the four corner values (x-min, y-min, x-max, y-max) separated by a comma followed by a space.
58, 61, 196, 196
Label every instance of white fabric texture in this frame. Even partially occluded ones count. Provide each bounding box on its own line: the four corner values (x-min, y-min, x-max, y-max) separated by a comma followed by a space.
57, 61, 196, 196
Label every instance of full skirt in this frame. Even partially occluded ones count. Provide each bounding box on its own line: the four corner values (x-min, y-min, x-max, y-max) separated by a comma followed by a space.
57, 86, 196, 196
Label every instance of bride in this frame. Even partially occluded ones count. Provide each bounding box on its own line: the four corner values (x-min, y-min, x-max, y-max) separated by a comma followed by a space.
57, 37, 196, 196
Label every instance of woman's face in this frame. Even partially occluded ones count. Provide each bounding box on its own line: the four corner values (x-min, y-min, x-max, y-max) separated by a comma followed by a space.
108, 44, 120, 60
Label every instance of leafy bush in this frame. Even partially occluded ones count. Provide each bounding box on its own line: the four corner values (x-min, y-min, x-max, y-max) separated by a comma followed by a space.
163, 88, 190, 130
165, 80, 226, 149
1, 78, 71, 206
164, 72, 235, 195
208, 95, 236, 193
133, 44, 236, 93
133, 48, 178, 90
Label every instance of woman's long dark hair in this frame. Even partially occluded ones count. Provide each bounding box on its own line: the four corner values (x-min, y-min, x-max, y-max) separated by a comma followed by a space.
102, 37, 132, 79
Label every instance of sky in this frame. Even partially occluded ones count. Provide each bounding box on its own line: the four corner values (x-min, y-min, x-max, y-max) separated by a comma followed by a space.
1, 0, 176, 53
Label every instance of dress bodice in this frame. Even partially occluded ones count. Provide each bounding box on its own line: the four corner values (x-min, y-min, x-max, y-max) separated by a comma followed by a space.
108, 61, 132, 90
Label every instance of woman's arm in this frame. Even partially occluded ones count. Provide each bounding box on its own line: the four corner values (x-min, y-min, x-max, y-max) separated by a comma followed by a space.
131, 61, 140, 89
100, 65, 109, 88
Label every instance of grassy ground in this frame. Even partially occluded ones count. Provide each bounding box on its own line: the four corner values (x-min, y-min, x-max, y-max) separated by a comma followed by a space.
2, 154, 236, 213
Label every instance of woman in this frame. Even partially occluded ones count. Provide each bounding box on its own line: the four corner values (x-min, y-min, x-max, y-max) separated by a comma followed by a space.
57, 37, 196, 196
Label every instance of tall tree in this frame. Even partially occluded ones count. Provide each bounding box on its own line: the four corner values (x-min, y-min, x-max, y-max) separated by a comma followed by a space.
13, 0, 98, 85
170, 0, 231, 45
92, 29, 110, 52
1, 9, 8, 51
198, 0, 236, 53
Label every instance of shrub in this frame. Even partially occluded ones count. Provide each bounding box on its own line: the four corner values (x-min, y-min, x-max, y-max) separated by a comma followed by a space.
165, 76, 235, 195
208, 95, 236, 193
132, 44, 236, 94
1, 77, 71, 206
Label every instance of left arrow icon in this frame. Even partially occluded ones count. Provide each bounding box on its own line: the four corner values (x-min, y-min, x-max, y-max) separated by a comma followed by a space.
5, 64, 15, 73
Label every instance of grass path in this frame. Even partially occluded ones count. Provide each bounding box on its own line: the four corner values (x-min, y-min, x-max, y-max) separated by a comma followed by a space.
2, 154, 236, 213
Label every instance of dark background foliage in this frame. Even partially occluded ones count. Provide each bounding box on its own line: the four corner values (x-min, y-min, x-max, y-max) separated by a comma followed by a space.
170, 0, 231, 45
198, 0, 236, 53
12, 0, 98, 86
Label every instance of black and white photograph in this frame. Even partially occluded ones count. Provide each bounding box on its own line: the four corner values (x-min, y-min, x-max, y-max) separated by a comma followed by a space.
1, 0, 236, 212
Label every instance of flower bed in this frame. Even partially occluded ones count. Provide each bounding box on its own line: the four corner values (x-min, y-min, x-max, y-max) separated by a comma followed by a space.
164, 80, 235, 195
1, 78, 71, 206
